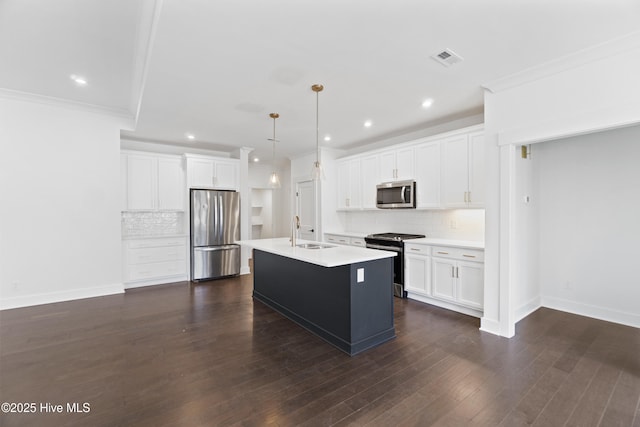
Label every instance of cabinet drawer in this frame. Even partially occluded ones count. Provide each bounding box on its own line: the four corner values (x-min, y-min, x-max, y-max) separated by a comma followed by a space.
127, 237, 185, 249
405, 243, 430, 255
431, 246, 484, 262
350, 238, 365, 247
127, 260, 186, 281
325, 234, 350, 245
127, 245, 186, 264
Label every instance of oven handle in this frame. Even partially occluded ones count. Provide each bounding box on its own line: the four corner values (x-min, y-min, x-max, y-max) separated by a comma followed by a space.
366, 243, 402, 252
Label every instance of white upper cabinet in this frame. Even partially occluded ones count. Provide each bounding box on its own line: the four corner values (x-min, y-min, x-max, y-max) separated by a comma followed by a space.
414, 142, 441, 208
334, 126, 483, 211
336, 158, 361, 210
360, 154, 379, 209
127, 153, 156, 210
442, 131, 484, 208
186, 155, 239, 190
188, 158, 215, 189
379, 147, 415, 182
467, 131, 485, 208
157, 157, 185, 210
123, 152, 185, 211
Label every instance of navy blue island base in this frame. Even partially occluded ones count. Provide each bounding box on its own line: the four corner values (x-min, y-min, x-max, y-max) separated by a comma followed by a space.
252, 249, 396, 356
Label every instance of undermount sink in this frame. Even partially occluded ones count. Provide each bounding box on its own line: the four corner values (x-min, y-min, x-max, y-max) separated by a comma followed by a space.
296, 243, 336, 249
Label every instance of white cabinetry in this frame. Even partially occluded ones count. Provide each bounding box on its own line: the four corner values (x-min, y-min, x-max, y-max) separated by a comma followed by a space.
431, 246, 484, 310
379, 147, 414, 182
123, 237, 187, 288
334, 126, 483, 211
186, 155, 239, 190
324, 233, 366, 247
405, 242, 484, 317
404, 244, 431, 296
414, 142, 441, 208
360, 155, 379, 209
123, 152, 184, 211
336, 158, 361, 210
441, 132, 484, 208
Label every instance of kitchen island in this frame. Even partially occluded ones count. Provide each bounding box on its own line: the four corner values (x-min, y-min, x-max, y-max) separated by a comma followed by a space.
238, 238, 396, 356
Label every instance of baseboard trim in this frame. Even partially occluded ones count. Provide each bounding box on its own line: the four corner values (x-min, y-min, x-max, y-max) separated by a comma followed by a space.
479, 317, 502, 336
406, 292, 483, 318
515, 296, 542, 323
0, 283, 125, 311
124, 275, 188, 289
541, 296, 640, 329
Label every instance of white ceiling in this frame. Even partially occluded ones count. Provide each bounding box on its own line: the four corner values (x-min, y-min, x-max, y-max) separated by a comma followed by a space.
2, 0, 639, 161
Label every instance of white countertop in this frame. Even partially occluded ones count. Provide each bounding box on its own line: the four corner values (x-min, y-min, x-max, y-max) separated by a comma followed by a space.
408, 238, 485, 250
238, 237, 396, 268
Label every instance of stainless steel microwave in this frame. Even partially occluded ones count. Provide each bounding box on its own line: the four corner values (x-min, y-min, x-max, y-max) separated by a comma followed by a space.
376, 180, 416, 209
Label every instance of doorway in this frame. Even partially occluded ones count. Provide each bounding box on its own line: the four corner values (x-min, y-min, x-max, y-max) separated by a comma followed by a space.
295, 179, 317, 241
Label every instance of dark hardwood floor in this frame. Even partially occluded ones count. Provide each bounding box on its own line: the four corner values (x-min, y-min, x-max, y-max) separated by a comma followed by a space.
1, 275, 639, 426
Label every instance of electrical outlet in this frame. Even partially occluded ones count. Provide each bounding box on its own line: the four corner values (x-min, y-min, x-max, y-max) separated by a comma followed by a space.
12, 281, 19, 290
450, 220, 458, 229
357, 268, 365, 283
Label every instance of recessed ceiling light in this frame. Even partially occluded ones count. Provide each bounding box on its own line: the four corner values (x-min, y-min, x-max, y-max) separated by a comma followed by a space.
324, 135, 331, 142
70, 74, 87, 86
364, 120, 373, 128
186, 134, 195, 140
253, 157, 260, 162
422, 98, 434, 108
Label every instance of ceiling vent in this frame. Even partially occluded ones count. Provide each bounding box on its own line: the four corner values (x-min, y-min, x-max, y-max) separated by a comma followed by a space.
431, 49, 464, 67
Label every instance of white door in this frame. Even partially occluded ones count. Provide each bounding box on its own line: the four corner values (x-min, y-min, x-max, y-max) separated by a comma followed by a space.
296, 180, 317, 241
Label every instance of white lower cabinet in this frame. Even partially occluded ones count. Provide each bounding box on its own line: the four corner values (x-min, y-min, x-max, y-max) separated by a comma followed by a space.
404, 245, 431, 295
405, 242, 484, 317
324, 233, 365, 247
123, 237, 187, 288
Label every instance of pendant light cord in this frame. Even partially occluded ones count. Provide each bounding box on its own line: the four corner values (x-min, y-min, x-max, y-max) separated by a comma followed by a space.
316, 89, 320, 164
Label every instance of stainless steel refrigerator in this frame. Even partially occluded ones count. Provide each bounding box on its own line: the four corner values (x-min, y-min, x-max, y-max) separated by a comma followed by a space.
190, 189, 241, 281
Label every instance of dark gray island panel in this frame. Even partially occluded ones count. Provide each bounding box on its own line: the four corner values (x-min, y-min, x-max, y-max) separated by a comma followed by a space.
252, 249, 395, 356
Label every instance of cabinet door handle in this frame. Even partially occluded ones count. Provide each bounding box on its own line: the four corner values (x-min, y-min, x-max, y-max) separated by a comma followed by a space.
468, 192, 472, 203
437, 251, 449, 255
451, 266, 455, 277
463, 254, 476, 258
456, 267, 459, 278
410, 248, 421, 251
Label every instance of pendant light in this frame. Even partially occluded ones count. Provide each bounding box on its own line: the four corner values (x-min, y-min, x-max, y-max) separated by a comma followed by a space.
310, 84, 325, 180
268, 113, 281, 189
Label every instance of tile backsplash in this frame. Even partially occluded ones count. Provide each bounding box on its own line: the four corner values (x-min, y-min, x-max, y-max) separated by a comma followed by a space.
344, 209, 485, 241
121, 211, 184, 237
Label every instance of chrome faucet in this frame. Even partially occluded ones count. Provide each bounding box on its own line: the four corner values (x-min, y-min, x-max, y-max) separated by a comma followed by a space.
290, 215, 300, 246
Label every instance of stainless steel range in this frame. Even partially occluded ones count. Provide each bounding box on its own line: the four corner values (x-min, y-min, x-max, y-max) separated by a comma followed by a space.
364, 232, 425, 298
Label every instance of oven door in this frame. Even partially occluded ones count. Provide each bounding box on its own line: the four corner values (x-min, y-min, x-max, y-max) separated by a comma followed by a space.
365, 242, 404, 296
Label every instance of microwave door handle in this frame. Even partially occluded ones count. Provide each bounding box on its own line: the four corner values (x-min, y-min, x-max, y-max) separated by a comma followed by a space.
401, 186, 407, 203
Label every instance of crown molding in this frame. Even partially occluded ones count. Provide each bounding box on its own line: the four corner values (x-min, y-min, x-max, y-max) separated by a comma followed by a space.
0, 88, 135, 127
483, 31, 640, 94
130, 0, 164, 126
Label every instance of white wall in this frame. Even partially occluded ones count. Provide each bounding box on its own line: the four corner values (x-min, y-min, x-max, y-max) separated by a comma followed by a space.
483, 32, 640, 336
0, 97, 125, 309
248, 160, 290, 237
342, 210, 485, 242
534, 125, 640, 327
